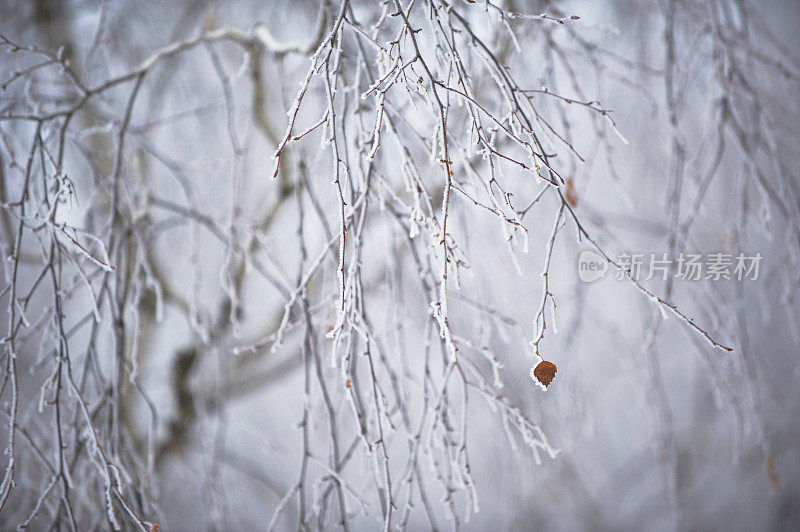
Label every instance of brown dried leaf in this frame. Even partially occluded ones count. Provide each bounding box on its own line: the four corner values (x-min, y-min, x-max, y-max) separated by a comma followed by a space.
532, 360, 557, 390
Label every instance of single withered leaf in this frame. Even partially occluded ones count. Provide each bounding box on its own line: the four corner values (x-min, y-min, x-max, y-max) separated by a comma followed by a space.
531, 360, 557, 391
565, 178, 579, 207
